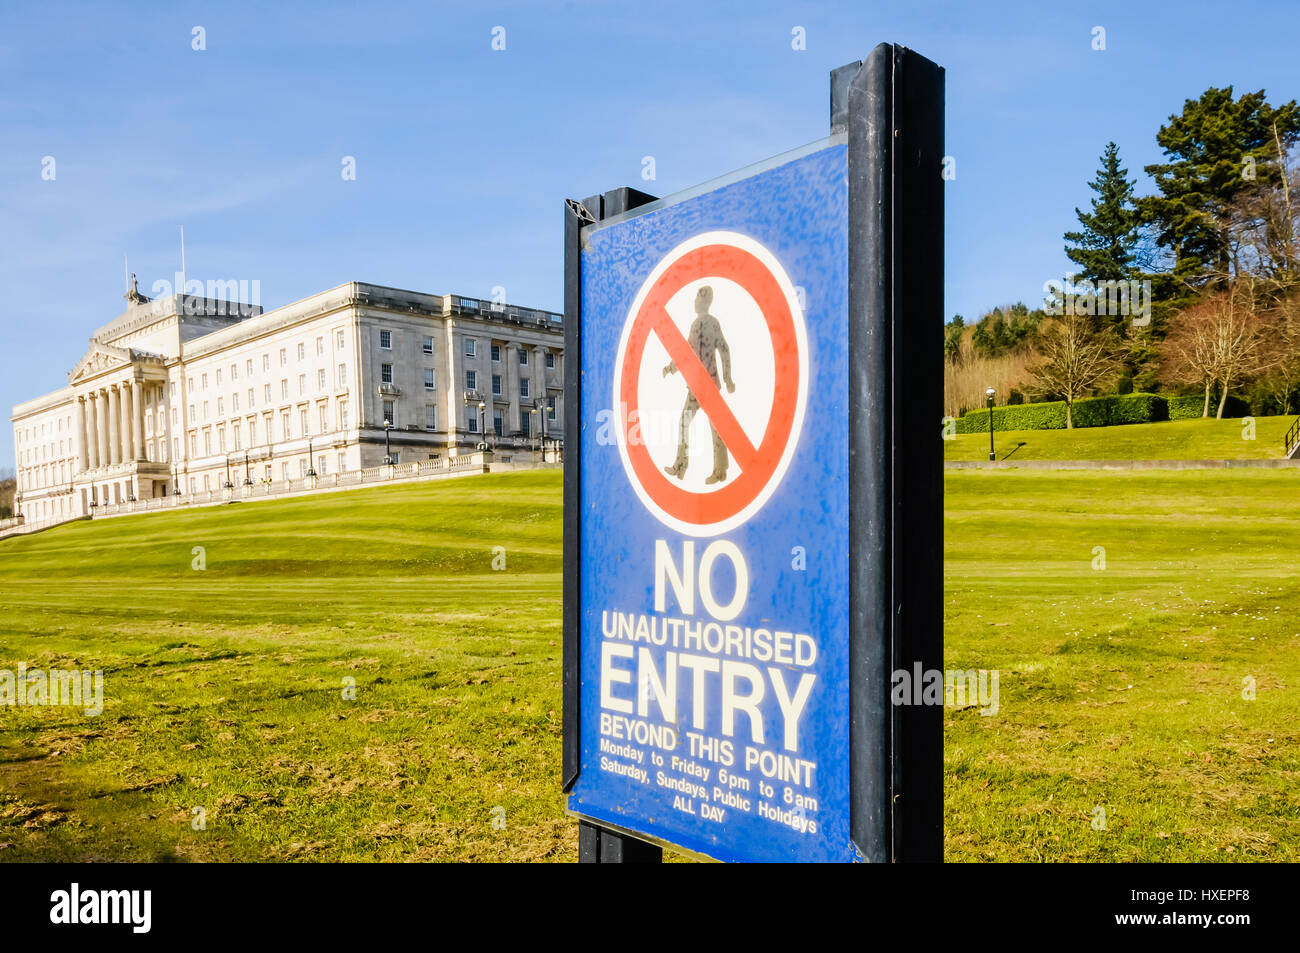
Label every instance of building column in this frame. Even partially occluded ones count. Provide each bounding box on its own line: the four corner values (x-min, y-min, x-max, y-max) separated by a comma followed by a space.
73, 396, 87, 472
443, 316, 459, 457
120, 380, 134, 462
96, 389, 110, 468
131, 379, 144, 462
160, 382, 172, 464
507, 341, 521, 436
107, 384, 122, 466
85, 393, 100, 470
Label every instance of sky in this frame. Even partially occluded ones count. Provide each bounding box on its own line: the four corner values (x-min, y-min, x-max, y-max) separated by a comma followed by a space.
3, 0, 1300, 471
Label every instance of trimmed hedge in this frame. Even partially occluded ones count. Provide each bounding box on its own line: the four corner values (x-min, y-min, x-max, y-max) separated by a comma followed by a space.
1167, 393, 1250, 420
956, 392, 1167, 433
956, 392, 1250, 433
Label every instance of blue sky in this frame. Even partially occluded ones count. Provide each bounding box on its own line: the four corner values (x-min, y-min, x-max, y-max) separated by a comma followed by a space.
3, 0, 1299, 471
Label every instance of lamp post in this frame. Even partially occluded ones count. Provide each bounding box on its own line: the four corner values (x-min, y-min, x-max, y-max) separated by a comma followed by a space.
383, 418, 393, 465
986, 387, 996, 462
477, 400, 487, 451
306, 433, 316, 478
243, 449, 253, 486
529, 407, 539, 453
538, 397, 549, 461
223, 454, 234, 490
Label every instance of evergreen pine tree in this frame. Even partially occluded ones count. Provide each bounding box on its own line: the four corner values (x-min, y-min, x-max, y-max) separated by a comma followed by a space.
1064, 142, 1139, 283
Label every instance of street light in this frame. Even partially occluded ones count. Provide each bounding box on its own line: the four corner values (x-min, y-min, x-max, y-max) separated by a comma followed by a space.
383, 418, 393, 465
477, 400, 487, 451
243, 449, 253, 486
223, 454, 234, 490
306, 433, 316, 478
986, 387, 997, 462
529, 407, 538, 452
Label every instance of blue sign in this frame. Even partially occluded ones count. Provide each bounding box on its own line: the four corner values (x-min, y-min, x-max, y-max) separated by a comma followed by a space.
570, 138, 856, 861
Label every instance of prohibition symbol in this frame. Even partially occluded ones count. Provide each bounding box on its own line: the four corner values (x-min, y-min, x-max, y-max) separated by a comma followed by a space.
612, 230, 809, 536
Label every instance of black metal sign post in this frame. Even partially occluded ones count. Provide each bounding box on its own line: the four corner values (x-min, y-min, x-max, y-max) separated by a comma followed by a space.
841, 45, 945, 862
564, 186, 664, 863
564, 44, 943, 863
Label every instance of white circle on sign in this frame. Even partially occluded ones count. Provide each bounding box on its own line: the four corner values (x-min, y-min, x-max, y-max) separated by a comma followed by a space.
611, 229, 809, 537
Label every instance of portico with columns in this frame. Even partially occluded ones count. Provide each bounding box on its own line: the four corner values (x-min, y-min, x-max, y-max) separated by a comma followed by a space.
67, 342, 172, 512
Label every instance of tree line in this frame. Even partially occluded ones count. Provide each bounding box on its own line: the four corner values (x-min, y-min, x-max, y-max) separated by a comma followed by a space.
946, 86, 1300, 428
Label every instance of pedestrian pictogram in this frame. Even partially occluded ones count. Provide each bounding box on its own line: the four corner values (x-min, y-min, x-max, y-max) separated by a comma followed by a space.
612, 230, 809, 536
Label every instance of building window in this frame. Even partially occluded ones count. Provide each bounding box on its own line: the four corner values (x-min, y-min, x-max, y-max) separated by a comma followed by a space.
318, 369, 326, 390
316, 336, 324, 356
491, 343, 501, 363
203, 430, 212, 455
520, 413, 531, 438
465, 370, 477, 391
202, 373, 209, 389
280, 379, 288, 399
300, 408, 309, 435
298, 373, 306, 395
246, 359, 254, 376
297, 342, 306, 361
423, 335, 434, 355
233, 421, 242, 450
424, 368, 436, 391
380, 330, 392, 350
519, 349, 528, 366
466, 409, 479, 433
249, 417, 257, 444
339, 400, 349, 430
492, 374, 502, 397
217, 427, 227, 453
464, 338, 476, 358
203, 401, 210, 420
382, 400, 395, 426
493, 409, 504, 436
217, 397, 225, 415
425, 405, 437, 430
547, 396, 556, 421
264, 383, 272, 404
546, 352, 555, 369
338, 452, 346, 473
232, 393, 239, 412
336, 329, 345, 350
337, 363, 347, 388
281, 412, 291, 440
319, 404, 328, 433
519, 378, 530, 399
188, 377, 195, 393
279, 348, 287, 367
381, 363, 394, 384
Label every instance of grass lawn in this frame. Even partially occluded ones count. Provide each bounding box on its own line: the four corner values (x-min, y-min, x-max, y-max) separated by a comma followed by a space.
945, 414, 1296, 462
945, 469, 1300, 860
1, 467, 1298, 861
0, 472, 566, 862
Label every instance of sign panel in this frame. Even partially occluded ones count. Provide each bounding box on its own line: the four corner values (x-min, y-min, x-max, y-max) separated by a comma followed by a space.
570, 140, 854, 861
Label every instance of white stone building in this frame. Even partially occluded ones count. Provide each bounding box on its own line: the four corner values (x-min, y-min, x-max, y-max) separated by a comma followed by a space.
10, 282, 564, 522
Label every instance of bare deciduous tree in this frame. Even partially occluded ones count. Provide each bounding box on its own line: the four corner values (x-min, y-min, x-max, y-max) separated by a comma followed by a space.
1026, 312, 1120, 427
1162, 286, 1276, 418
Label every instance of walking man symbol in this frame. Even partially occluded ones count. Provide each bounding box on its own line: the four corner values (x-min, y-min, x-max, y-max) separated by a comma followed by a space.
662, 284, 735, 485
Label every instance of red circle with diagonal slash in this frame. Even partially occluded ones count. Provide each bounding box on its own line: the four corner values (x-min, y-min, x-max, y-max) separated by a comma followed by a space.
617, 239, 802, 531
